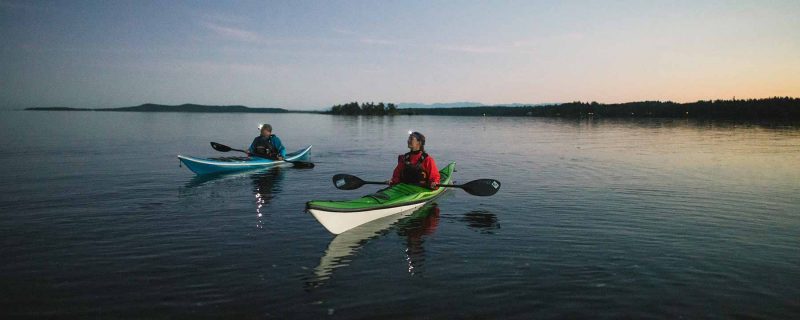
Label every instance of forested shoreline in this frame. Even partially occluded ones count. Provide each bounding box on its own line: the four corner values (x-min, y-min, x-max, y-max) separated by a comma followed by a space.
330, 97, 800, 119
25, 97, 800, 120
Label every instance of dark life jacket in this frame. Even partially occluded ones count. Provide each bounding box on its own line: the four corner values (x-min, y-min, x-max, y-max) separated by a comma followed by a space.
253, 135, 279, 159
400, 151, 428, 184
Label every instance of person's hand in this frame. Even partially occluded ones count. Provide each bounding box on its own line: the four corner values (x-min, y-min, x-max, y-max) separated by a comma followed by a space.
277, 156, 284, 161
429, 181, 439, 189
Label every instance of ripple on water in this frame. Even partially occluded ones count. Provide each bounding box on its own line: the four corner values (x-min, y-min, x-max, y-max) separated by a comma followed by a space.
1, 113, 799, 318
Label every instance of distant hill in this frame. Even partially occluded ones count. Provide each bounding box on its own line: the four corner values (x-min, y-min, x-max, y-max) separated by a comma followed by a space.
496, 103, 558, 107
397, 102, 484, 109
26, 106, 92, 111
27, 103, 288, 113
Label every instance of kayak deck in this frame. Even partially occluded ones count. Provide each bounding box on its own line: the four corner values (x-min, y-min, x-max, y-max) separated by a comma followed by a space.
306, 162, 455, 234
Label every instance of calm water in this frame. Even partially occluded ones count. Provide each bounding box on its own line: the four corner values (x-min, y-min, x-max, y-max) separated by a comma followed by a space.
1, 111, 798, 318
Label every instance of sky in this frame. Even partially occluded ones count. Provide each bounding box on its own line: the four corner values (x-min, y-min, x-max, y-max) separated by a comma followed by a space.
1, 0, 798, 110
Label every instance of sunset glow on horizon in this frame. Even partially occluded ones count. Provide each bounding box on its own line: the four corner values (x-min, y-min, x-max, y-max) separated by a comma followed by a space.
1, 0, 798, 109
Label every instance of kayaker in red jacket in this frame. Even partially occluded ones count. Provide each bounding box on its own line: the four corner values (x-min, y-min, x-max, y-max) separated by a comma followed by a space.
390, 132, 440, 189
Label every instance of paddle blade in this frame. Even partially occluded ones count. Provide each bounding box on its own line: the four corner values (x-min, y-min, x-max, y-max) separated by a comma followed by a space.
210, 142, 232, 152
291, 161, 315, 169
456, 179, 501, 196
332, 174, 365, 190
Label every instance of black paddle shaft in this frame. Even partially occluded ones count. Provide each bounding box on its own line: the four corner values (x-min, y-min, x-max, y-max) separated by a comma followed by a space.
332, 174, 500, 196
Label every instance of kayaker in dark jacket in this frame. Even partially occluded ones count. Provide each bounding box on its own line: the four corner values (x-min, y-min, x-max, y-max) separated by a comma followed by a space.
390, 131, 440, 189
248, 124, 286, 160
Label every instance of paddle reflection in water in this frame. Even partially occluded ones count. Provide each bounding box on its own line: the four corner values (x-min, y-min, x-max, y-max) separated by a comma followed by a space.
252, 167, 285, 228
306, 205, 500, 288
454, 209, 500, 234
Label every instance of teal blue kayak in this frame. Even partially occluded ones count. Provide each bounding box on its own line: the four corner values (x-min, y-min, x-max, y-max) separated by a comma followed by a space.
178, 145, 312, 175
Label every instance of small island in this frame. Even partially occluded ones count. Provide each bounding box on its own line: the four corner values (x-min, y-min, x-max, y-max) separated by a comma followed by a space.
330, 102, 399, 115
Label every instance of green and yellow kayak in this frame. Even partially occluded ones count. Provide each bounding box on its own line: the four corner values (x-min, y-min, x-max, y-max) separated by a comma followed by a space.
307, 162, 455, 234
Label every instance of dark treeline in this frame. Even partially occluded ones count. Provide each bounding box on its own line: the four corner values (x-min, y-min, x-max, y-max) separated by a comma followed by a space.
27, 103, 288, 113
330, 102, 399, 115
28, 97, 800, 119
27, 107, 93, 111
108, 103, 288, 113
395, 97, 800, 119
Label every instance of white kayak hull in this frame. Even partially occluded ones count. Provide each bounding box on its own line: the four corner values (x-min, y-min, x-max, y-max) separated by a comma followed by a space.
308, 201, 431, 235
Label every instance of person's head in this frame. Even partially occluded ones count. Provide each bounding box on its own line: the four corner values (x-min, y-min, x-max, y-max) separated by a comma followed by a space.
407, 131, 425, 152
259, 123, 272, 137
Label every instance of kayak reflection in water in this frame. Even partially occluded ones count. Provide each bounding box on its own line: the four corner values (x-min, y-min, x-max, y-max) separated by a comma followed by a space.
248, 123, 286, 160
389, 131, 440, 189
304, 207, 499, 289
306, 203, 441, 289
252, 167, 285, 228
396, 205, 441, 275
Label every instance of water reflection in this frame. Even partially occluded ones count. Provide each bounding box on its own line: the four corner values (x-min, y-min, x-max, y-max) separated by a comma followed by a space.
180, 161, 275, 189
457, 210, 500, 234
179, 167, 285, 229
252, 167, 285, 228
181, 171, 240, 189
396, 206, 440, 275
531, 116, 800, 132
305, 206, 499, 288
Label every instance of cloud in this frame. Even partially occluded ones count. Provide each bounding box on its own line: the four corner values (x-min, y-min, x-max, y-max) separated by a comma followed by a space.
438, 40, 549, 55
199, 12, 250, 25
202, 22, 266, 44
332, 28, 357, 36
561, 32, 585, 41
439, 45, 505, 54
360, 37, 397, 45
332, 28, 399, 46
513, 40, 536, 48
